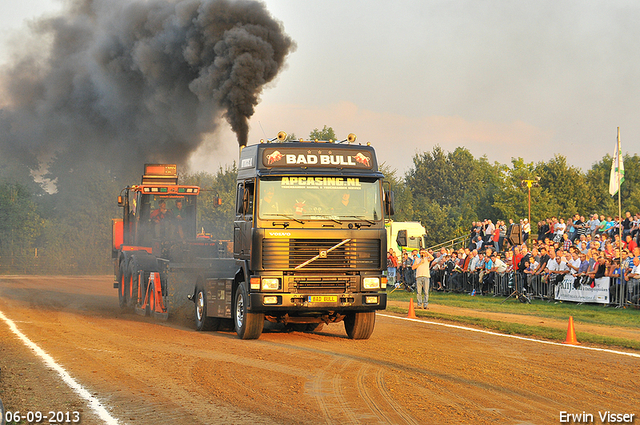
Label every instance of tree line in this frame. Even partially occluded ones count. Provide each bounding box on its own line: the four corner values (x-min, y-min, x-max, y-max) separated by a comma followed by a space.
1, 126, 637, 274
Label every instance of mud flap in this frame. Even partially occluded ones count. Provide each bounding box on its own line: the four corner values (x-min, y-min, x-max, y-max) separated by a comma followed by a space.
135, 272, 169, 320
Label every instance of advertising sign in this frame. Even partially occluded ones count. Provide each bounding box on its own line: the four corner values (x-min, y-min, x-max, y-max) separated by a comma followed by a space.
262, 147, 374, 170
555, 276, 610, 304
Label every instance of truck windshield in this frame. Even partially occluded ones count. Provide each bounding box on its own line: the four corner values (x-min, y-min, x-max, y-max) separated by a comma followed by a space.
258, 177, 382, 222
138, 194, 197, 240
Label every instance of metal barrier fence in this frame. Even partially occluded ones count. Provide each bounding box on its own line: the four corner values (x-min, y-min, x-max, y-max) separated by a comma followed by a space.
394, 268, 640, 308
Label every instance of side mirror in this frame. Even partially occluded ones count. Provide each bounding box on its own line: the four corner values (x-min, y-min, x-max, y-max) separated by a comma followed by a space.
117, 195, 124, 207
384, 190, 395, 217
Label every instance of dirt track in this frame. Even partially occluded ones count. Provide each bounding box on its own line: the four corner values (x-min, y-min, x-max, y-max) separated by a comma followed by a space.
0, 276, 638, 425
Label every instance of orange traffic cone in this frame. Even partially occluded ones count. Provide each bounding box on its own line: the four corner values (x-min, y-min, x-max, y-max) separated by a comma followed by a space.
562, 316, 580, 345
407, 298, 417, 319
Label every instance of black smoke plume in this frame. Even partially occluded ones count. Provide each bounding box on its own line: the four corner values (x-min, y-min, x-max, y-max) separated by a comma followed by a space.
0, 0, 295, 176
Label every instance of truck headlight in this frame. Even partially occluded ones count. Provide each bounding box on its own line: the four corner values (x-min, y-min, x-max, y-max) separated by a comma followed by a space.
261, 278, 280, 291
363, 277, 380, 289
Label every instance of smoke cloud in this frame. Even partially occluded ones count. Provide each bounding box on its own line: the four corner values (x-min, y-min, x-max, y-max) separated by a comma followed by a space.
0, 0, 295, 175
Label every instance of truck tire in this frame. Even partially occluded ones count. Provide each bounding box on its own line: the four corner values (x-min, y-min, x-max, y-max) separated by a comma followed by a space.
195, 286, 220, 331
146, 279, 154, 317
117, 260, 130, 309
128, 260, 140, 308
344, 311, 376, 340
234, 283, 264, 340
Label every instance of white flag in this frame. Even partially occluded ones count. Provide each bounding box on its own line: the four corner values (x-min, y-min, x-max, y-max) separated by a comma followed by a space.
608, 135, 624, 196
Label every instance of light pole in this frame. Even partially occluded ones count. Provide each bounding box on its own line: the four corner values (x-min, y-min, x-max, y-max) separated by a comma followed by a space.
521, 177, 540, 224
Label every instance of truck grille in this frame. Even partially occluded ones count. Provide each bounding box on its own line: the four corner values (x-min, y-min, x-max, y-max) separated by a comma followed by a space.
262, 238, 381, 270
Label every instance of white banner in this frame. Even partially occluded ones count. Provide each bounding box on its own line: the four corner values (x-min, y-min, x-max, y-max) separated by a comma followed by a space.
555, 275, 610, 304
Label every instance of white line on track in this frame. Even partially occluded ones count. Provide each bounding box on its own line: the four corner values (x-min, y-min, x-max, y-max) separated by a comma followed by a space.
378, 313, 640, 359
0, 310, 120, 424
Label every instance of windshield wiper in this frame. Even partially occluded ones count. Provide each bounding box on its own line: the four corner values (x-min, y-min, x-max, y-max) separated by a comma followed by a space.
302, 214, 342, 224
342, 215, 375, 225
263, 213, 305, 224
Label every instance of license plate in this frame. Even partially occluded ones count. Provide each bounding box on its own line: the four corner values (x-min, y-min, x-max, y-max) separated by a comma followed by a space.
308, 295, 338, 303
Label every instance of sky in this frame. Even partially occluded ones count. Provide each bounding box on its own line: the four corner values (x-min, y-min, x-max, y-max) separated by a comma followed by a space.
1, 0, 638, 176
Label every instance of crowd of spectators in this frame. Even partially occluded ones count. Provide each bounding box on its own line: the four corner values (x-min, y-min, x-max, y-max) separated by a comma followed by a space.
387, 212, 640, 306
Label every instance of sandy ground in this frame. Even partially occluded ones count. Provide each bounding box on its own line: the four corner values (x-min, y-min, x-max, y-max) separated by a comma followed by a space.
0, 276, 638, 425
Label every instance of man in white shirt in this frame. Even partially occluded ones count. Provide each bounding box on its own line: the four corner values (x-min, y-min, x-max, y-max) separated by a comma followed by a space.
567, 252, 581, 276
413, 249, 434, 309
545, 250, 561, 286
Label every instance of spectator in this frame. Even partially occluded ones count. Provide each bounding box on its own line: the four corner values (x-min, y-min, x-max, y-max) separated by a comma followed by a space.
492, 224, 501, 253
412, 248, 433, 309
480, 252, 494, 294
499, 220, 507, 250
446, 251, 463, 291
387, 249, 398, 288
609, 258, 623, 304
537, 220, 548, 241
561, 233, 572, 251
575, 215, 589, 242
554, 218, 566, 243
631, 214, 640, 240
469, 249, 481, 273
587, 214, 600, 237
567, 251, 581, 277
566, 217, 575, 242
576, 253, 590, 285
522, 218, 531, 244
402, 252, 413, 290
400, 249, 409, 283
485, 219, 495, 246
622, 211, 633, 239
534, 247, 550, 276
626, 256, 640, 304
461, 248, 474, 272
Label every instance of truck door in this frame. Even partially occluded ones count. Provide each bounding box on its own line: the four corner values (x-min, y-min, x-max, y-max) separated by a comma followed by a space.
234, 180, 254, 260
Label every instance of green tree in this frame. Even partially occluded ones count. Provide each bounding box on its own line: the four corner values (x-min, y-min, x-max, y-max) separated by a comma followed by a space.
534, 155, 593, 218
404, 146, 502, 246
586, 153, 640, 215
379, 163, 413, 221
39, 162, 124, 273
0, 182, 45, 269
309, 126, 337, 142
492, 158, 554, 229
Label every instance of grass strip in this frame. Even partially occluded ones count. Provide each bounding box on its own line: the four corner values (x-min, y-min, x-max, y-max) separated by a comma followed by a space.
387, 290, 640, 328
385, 305, 640, 351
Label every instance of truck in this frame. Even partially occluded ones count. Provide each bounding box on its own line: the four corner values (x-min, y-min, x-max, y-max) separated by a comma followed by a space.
112, 164, 232, 321
113, 133, 393, 340
385, 221, 427, 254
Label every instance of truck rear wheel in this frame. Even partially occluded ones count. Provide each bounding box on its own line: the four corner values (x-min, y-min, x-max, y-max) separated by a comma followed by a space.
234, 283, 264, 340
117, 260, 130, 309
195, 286, 220, 331
128, 260, 140, 308
344, 311, 375, 340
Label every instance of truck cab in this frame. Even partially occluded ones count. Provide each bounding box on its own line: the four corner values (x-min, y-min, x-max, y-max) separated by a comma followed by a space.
227, 134, 392, 339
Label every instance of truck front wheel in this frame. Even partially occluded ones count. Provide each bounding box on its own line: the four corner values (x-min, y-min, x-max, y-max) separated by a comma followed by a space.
234, 283, 264, 340
344, 311, 376, 340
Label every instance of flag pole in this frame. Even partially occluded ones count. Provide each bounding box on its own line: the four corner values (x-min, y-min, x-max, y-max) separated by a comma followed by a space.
617, 127, 622, 252
617, 127, 623, 308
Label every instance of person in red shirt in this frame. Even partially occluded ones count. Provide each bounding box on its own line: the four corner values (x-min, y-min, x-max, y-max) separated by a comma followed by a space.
493, 226, 501, 252
624, 235, 637, 253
